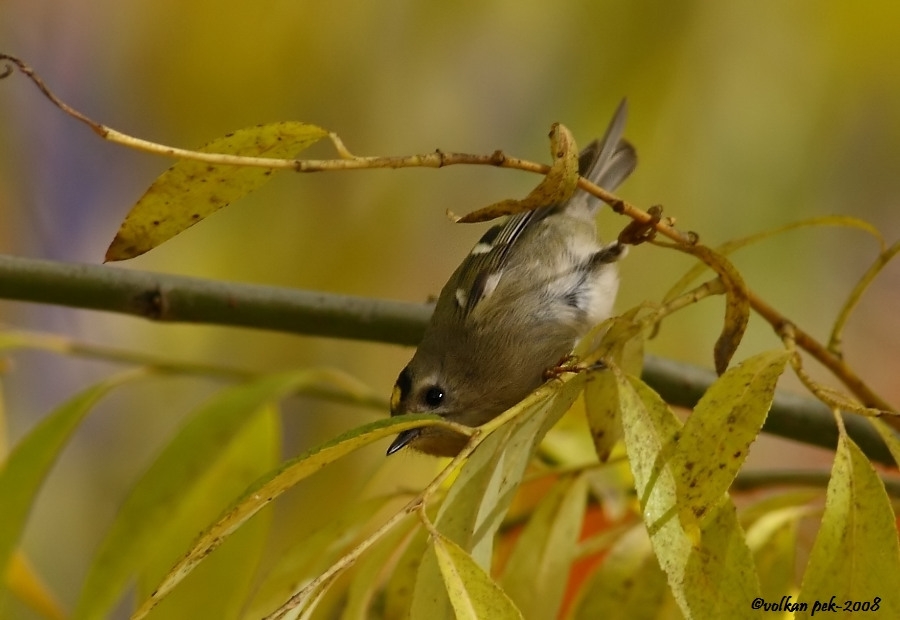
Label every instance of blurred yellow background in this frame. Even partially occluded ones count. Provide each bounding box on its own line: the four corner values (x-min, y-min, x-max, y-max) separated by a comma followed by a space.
1, 0, 899, 613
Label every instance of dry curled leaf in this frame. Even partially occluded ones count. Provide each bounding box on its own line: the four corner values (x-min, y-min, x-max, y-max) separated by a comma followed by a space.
456, 123, 579, 223
675, 244, 750, 374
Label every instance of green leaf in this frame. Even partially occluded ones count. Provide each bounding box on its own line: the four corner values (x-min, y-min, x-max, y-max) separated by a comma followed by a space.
500, 475, 587, 619
105, 122, 328, 261
0, 373, 137, 585
341, 516, 418, 620
138, 408, 278, 620
796, 435, 900, 619
383, 525, 430, 620
674, 350, 790, 527
432, 531, 523, 620
73, 369, 349, 620
132, 412, 449, 620
617, 371, 761, 619
244, 496, 403, 618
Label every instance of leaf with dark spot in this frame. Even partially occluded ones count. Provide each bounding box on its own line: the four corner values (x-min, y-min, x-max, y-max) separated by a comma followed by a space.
105, 122, 328, 261
674, 350, 790, 528
798, 435, 900, 615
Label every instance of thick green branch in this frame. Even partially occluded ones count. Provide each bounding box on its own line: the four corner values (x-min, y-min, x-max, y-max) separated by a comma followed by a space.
0, 253, 894, 465
0, 254, 428, 345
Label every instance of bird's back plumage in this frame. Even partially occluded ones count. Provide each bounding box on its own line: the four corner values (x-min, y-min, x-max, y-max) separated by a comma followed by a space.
389, 100, 637, 456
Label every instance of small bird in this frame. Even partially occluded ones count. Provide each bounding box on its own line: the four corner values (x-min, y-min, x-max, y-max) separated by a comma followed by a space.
388, 100, 637, 457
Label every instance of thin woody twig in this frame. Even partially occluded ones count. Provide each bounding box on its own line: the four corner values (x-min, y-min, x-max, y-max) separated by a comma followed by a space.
0, 254, 430, 346
0, 53, 690, 245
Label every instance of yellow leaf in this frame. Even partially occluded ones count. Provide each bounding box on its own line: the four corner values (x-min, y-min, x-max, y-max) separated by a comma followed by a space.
745, 505, 813, 601
105, 122, 328, 261
410, 547, 455, 620
4, 551, 66, 620
456, 123, 579, 223
439, 374, 587, 563
410, 374, 587, 618
830, 240, 900, 354
341, 518, 418, 619
675, 350, 790, 527
131, 413, 448, 620
796, 435, 900, 619
383, 526, 430, 619
580, 307, 645, 462
0, 372, 140, 590
737, 488, 821, 529
500, 475, 588, 619
617, 371, 761, 619
617, 371, 681, 523
244, 496, 404, 619
432, 532, 523, 620
870, 417, 900, 467
680, 500, 760, 619
568, 524, 671, 620
584, 370, 622, 462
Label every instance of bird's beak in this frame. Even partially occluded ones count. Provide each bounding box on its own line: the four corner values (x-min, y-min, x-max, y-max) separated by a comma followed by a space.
386, 428, 420, 455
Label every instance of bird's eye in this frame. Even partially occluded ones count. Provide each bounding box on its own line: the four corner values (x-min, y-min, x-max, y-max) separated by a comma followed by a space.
423, 386, 445, 408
